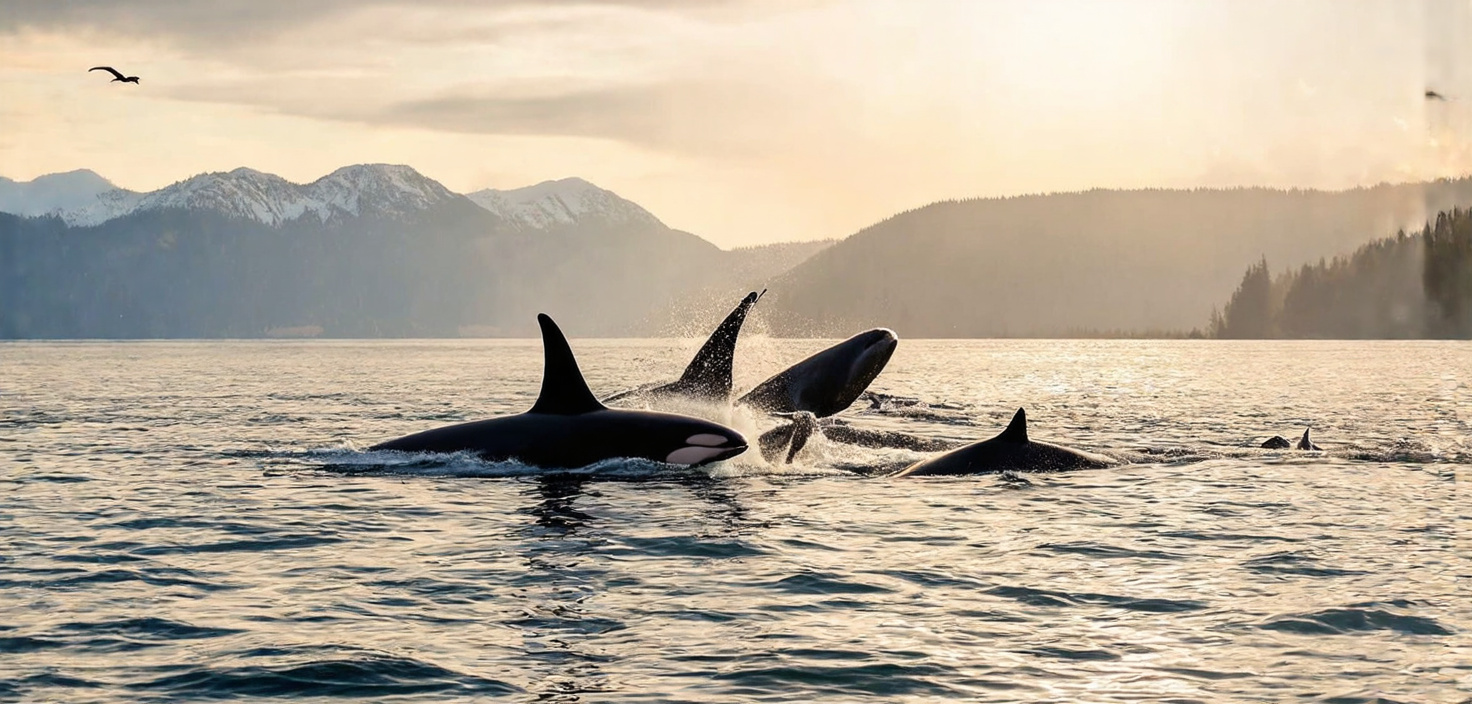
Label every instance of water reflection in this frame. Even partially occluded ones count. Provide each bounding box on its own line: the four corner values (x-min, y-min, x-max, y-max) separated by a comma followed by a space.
516, 476, 614, 701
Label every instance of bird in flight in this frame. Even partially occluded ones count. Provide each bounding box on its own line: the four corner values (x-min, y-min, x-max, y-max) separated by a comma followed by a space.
90, 66, 140, 84
1426, 89, 1447, 101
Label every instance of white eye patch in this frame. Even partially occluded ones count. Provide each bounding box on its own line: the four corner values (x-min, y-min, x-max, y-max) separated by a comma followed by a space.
666, 445, 728, 466
685, 433, 728, 447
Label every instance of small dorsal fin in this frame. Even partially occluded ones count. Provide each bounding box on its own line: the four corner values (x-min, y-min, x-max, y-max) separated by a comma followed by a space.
668, 290, 761, 399
997, 407, 1029, 443
528, 314, 605, 415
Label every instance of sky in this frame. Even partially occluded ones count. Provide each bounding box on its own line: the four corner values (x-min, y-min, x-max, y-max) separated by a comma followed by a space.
2, 0, 1471, 247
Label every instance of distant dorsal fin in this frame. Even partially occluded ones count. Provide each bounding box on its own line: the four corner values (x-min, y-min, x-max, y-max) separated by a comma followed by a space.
997, 408, 1029, 443
668, 290, 762, 399
528, 314, 606, 415
1296, 426, 1314, 450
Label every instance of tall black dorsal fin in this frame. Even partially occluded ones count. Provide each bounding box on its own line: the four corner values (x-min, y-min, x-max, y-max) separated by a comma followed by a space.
668, 290, 761, 399
528, 314, 606, 415
997, 407, 1029, 443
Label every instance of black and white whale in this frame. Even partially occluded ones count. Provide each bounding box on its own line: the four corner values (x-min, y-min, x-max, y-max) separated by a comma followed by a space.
1260, 427, 1320, 450
755, 412, 964, 463
372, 314, 749, 469
604, 291, 763, 406
740, 328, 898, 417
742, 328, 899, 462
893, 408, 1117, 476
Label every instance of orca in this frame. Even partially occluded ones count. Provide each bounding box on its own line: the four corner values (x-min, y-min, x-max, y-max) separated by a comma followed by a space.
894, 408, 1116, 476
604, 291, 762, 405
758, 414, 964, 464
739, 328, 898, 417
1260, 428, 1320, 450
372, 314, 749, 469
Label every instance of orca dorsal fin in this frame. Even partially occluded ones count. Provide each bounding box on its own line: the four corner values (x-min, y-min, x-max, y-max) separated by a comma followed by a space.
669, 290, 762, 399
528, 314, 606, 415
998, 408, 1029, 443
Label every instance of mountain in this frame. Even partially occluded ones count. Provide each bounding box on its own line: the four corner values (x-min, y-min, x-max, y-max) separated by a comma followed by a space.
0, 169, 117, 218
48, 164, 463, 227
0, 165, 828, 338
466, 178, 663, 232
762, 181, 1472, 337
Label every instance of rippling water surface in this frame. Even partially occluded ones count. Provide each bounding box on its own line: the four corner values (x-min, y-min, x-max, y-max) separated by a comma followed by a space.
3, 339, 1468, 703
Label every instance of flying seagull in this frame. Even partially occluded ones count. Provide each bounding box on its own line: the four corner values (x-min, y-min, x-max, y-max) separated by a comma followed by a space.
89, 66, 139, 84
1426, 89, 1446, 101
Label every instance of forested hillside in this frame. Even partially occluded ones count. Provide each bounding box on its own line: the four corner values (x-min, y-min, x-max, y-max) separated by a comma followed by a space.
1211, 208, 1472, 338
762, 181, 1472, 337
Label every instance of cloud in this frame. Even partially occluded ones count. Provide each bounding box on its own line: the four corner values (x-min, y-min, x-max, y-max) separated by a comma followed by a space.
0, 0, 765, 46
163, 76, 835, 157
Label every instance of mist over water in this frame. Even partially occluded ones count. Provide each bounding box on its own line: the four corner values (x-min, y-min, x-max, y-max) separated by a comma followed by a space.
3, 339, 1467, 702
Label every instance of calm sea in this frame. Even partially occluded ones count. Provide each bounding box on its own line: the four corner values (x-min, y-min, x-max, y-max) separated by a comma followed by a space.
2, 339, 1467, 703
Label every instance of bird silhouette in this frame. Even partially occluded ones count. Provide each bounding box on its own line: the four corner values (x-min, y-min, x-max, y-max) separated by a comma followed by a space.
89, 66, 139, 84
1426, 89, 1447, 101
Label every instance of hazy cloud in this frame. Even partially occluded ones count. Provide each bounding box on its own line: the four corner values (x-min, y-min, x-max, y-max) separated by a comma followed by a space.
0, 0, 769, 46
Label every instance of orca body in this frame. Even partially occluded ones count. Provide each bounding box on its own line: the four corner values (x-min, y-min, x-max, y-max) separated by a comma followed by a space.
894, 408, 1116, 477
758, 414, 963, 464
604, 291, 762, 405
1260, 428, 1320, 450
372, 314, 748, 469
739, 328, 898, 417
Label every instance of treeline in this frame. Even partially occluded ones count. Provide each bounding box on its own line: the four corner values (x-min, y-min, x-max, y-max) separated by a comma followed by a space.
1210, 208, 1472, 338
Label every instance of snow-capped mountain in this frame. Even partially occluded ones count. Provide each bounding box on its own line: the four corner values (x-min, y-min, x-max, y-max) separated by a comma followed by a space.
16, 164, 463, 227
0, 169, 119, 218
466, 178, 664, 231
2, 166, 666, 232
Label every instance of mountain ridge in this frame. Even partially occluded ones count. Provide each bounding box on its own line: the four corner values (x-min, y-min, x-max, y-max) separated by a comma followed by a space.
0, 165, 831, 339
761, 178, 1472, 336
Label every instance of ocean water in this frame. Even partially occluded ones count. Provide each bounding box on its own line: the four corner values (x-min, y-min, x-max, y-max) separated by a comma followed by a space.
2, 338, 1467, 703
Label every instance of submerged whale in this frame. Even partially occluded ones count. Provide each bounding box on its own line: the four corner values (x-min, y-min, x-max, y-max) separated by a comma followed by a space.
740, 328, 898, 417
372, 314, 748, 469
894, 408, 1116, 476
604, 291, 762, 405
1260, 427, 1320, 450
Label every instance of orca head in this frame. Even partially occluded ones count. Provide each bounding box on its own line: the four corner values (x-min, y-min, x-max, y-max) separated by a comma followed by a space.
818, 328, 898, 415
661, 421, 749, 467
846, 328, 898, 386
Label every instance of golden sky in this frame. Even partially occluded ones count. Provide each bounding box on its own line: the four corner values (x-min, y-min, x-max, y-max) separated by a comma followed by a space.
2, 0, 1470, 247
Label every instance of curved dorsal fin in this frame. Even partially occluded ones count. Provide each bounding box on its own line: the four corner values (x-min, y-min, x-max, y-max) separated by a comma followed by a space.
997, 407, 1029, 443
669, 290, 762, 399
528, 314, 605, 415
